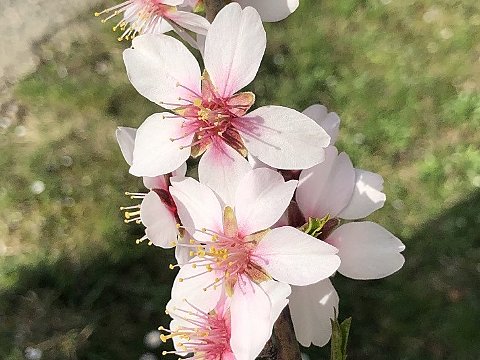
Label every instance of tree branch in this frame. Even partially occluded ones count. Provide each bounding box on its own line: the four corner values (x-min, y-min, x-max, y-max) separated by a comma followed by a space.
203, 0, 228, 21
272, 306, 303, 360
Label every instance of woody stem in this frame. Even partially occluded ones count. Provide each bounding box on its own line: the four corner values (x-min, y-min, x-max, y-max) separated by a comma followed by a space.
204, 0, 230, 22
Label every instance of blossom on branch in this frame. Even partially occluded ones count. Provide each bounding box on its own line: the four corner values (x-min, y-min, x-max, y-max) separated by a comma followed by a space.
161, 283, 290, 360
123, 3, 330, 185
116, 127, 192, 263
167, 167, 340, 324
95, 0, 210, 43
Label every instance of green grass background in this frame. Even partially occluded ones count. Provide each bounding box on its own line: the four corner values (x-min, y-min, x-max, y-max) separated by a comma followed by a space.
1, 0, 479, 359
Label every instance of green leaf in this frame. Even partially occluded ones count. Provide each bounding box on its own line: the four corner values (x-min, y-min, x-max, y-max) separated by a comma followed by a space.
330, 314, 352, 360
300, 215, 330, 237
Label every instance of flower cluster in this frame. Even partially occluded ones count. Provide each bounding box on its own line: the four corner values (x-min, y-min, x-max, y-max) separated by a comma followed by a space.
110, 2, 405, 359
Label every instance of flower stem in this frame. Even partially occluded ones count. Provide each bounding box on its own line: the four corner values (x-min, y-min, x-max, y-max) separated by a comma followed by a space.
272, 306, 303, 360
204, 0, 229, 21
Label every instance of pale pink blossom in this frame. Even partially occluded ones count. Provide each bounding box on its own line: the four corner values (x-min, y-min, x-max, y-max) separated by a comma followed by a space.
95, 0, 210, 44
167, 167, 340, 321
123, 3, 330, 182
116, 127, 190, 262
161, 282, 290, 360
286, 114, 404, 347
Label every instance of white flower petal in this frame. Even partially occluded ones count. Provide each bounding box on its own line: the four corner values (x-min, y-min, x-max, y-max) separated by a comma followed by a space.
327, 222, 405, 280
253, 226, 340, 286
259, 280, 292, 325
169, 257, 223, 313
162, 0, 184, 5
141, 191, 178, 248
124, 34, 201, 109
230, 279, 272, 360
204, 3, 265, 97
237, 106, 330, 170
296, 146, 355, 219
129, 113, 192, 177
175, 236, 193, 265
234, 168, 297, 235
198, 140, 251, 207
235, 0, 299, 22
338, 169, 386, 220
116, 127, 137, 166
169, 10, 210, 35
289, 279, 339, 347
170, 177, 224, 241
303, 104, 340, 146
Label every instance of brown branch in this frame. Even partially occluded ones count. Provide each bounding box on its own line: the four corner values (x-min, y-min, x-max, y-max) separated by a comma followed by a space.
203, 0, 229, 22
256, 306, 303, 360
272, 306, 303, 360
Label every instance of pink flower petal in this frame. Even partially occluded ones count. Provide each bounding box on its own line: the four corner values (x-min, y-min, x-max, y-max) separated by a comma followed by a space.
170, 177, 223, 241
253, 226, 340, 286
338, 169, 386, 220
303, 104, 340, 146
129, 113, 193, 177
235, 0, 299, 22
327, 222, 405, 280
124, 34, 201, 109
289, 279, 339, 347
204, 3, 266, 97
237, 106, 330, 170
143, 176, 168, 191
230, 279, 272, 360
198, 140, 251, 206
116, 127, 136, 166
296, 146, 355, 219
234, 168, 297, 235
140, 191, 178, 248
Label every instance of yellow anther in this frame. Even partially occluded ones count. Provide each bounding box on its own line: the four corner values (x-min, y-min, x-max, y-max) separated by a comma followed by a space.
193, 98, 202, 107
189, 238, 195, 244
192, 264, 197, 269
179, 278, 184, 282
169, 264, 175, 270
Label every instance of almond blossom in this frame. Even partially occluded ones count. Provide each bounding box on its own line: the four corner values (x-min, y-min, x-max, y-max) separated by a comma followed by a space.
161, 282, 290, 360
167, 167, 340, 327
283, 105, 405, 347
95, 0, 210, 43
116, 127, 192, 262
123, 3, 330, 186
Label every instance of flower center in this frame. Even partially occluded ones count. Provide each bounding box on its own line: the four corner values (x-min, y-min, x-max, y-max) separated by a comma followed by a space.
171, 72, 254, 157
175, 207, 271, 295
160, 300, 231, 359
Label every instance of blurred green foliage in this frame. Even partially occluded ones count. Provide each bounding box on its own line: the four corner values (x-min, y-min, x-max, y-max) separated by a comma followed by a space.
1, 0, 479, 359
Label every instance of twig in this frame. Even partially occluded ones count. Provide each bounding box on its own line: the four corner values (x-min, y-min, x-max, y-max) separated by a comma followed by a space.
271, 306, 303, 360
204, 0, 229, 21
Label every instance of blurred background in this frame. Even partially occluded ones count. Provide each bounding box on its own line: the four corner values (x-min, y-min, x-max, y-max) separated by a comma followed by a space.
1, 0, 479, 359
